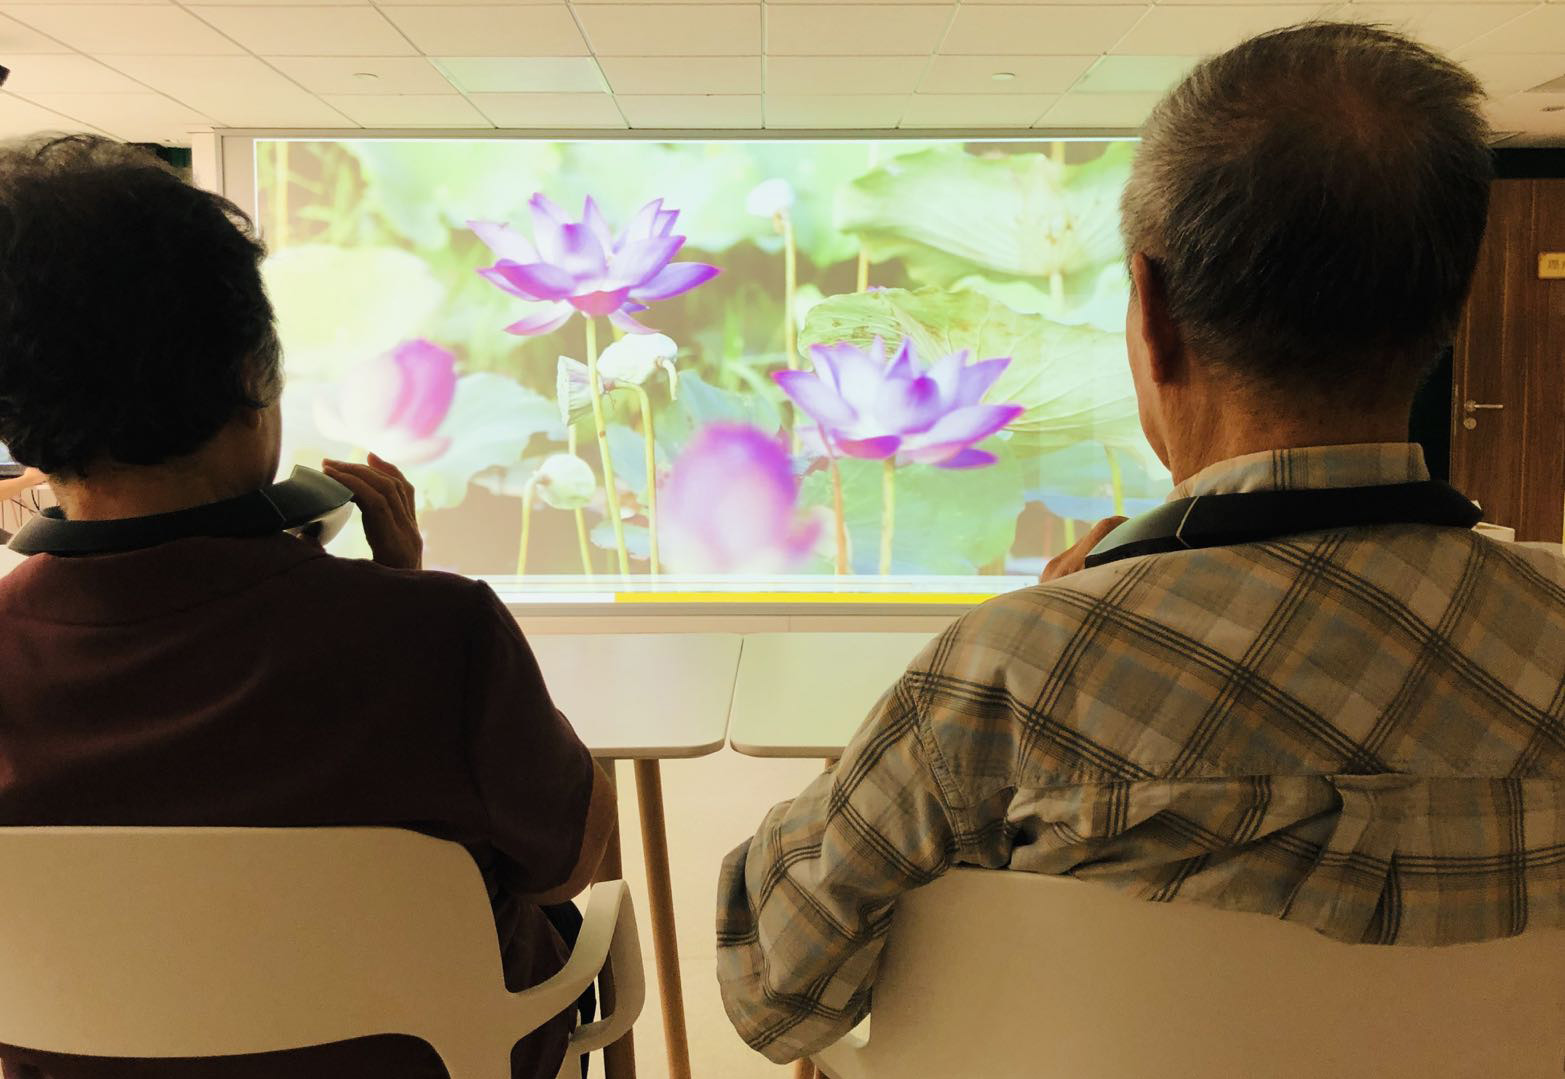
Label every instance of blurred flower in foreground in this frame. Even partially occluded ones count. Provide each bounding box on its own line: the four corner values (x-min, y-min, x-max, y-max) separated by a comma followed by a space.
774, 336, 1023, 468
661, 424, 821, 574
314, 339, 456, 465
598, 332, 679, 399
470, 195, 719, 336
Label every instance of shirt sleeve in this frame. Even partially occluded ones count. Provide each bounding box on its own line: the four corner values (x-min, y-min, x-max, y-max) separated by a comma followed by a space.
461, 581, 595, 897
715, 663, 974, 1064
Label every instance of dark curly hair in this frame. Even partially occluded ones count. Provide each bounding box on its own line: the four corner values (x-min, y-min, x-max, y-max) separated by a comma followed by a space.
0, 135, 281, 475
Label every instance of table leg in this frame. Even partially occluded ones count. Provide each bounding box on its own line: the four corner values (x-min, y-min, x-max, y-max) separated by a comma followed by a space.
634, 759, 692, 1079
597, 761, 637, 1079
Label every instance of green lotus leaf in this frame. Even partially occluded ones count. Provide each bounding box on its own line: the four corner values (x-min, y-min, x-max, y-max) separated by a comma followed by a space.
838, 143, 1133, 291
408, 374, 559, 511
265, 245, 445, 380
346, 140, 563, 250
799, 287, 1144, 453
798, 452, 1025, 575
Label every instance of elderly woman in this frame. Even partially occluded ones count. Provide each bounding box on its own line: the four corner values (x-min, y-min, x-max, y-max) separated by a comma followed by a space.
0, 136, 613, 1079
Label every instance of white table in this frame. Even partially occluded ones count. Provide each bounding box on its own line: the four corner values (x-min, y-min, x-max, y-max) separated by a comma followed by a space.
728, 633, 937, 758
531, 633, 741, 1079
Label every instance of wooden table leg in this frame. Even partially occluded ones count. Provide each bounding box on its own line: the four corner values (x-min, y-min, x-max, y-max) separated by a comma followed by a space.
597, 761, 637, 1079
634, 759, 692, 1079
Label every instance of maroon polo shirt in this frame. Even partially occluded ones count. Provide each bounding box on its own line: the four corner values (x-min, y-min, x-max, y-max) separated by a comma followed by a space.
0, 533, 595, 1079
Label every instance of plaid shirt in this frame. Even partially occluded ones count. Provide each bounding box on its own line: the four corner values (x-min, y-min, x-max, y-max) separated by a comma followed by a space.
716, 443, 1565, 1063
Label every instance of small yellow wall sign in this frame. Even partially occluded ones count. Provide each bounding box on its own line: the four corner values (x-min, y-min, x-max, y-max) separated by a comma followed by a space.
1542, 252, 1565, 279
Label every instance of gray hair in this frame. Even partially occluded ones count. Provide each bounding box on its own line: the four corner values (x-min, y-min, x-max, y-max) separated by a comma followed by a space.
1120, 22, 1492, 397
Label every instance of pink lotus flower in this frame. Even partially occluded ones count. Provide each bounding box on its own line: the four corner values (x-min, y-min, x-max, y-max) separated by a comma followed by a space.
314, 339, 456, 465
470, 195, 719, 336
774, 337, 1023, 469
661, 424, 822, 574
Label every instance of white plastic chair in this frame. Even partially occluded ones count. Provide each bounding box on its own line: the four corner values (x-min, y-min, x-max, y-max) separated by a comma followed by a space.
0, 827, 644, 1079
813, 868, 1565, 1079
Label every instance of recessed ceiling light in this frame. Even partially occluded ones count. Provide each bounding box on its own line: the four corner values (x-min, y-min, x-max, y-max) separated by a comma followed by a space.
1542, 104, 1565, 113
991, 72, 1017, 82
352, 72, 379, 82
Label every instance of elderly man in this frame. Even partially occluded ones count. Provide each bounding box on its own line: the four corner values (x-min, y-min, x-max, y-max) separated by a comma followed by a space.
717, 21, 1565, 1064
0, 136, 614, 1079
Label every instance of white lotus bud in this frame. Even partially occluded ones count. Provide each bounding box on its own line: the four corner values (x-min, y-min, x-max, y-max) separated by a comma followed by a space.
596, 334, 679, 400
534, 453, 596, 511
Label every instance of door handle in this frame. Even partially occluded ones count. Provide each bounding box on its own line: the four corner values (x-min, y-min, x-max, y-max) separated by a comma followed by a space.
1463, 401, 1504, 412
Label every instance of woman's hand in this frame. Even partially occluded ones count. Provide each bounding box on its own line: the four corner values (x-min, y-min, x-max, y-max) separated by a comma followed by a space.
322, 454, 423, 570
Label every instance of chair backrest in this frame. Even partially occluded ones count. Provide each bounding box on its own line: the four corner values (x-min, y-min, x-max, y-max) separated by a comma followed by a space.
0, 827, 569, 1075
815, 868, 1565, 1079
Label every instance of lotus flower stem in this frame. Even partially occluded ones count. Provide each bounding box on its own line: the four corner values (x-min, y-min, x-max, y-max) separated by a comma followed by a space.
880, 459, 896, 577
830, 452, 849, 576
1106, 447, 1125, 516
1063, 517, 1077, 548
273, 142, 289, 248
1050, 271, 1065, 308
782, 212, 801, 454
1052, 140, 1066, 166
856, 143, 878, 293
585, 318, 631, 577
635, 386, 661, 576
567, 426, 595, 580
516, 475, 538, 578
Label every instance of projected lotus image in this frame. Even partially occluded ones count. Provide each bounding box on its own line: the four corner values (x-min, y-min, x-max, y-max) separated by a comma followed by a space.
257, 138, 1168, 598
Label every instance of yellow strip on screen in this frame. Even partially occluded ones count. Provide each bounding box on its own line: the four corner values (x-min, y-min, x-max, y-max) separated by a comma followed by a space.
614, 592, 988, 605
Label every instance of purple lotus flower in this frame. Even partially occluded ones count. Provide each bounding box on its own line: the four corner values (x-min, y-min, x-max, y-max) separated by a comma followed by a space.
314, 339, 456, 465
774, 337, 1023, 468
661, 424, 822, 574
470, 195, 719, 336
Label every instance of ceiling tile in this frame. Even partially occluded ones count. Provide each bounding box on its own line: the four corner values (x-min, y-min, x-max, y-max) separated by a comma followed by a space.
1, 5, 245, 54
1073, 55, 1197, 93
765, 0, 950, 4
1111, 6, 1325, 54
767, 5, 951, 55
190, 0, 369, 6
944, 6, 1148, 56
381, 6, 587, 57
188, 7, 412, 55
1486, 91, 1565, 136
766, 56, 927, 94
320, 92, 489, 125
0, 92, 102, 135
763, 93, 906, 127
920, 55, 1094, 94
1444, 5, 1565, 51
433, 57, 606, 93
598, 56, 760, 94
3, 54, 146, 93
0, 13, 75, 53
265, 56, 457, 95
102, 55, 352, 125
1338, 4, 1538, 51
576, 4, 760, 56
1037, 92, 1159, 127
616, 93, 762, 127
468, 91, 626, 126
1455, 53, 1565, 94
900, 92, 1055, 126
20, 91, 210, 140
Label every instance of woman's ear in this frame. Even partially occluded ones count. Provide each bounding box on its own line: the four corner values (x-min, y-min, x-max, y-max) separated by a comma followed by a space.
1128, 253, 1186, 386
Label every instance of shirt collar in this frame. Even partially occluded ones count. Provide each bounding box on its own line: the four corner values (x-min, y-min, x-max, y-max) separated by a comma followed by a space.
1170, 443, 1431, 501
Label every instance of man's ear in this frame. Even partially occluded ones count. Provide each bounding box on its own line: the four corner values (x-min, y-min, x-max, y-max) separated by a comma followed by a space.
1129, 253, 1185, 386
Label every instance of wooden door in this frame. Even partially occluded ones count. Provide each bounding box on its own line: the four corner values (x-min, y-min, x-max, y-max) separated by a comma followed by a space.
1452, 178, 1565, 542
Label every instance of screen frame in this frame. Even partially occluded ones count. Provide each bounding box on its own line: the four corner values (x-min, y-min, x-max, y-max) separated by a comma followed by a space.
213, 129, 1142, 619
